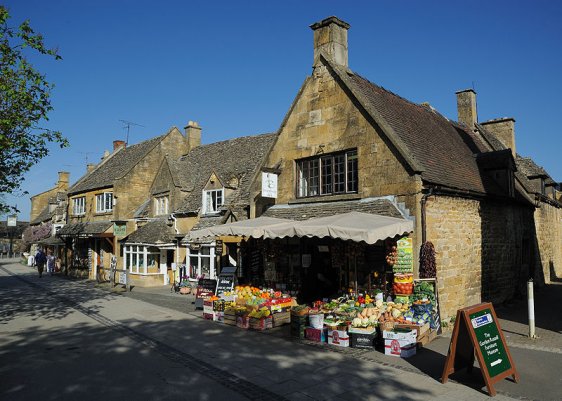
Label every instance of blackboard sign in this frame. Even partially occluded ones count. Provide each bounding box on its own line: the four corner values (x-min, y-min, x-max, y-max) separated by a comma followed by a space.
215, 274, 235, 297
195, 278, 217, 299
442, 302, 519, 396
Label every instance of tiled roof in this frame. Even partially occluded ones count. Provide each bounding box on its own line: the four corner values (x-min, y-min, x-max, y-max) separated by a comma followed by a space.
122, 219, 177, 245
174, 133, 277, 214
263, 197, 406, 221
30, 206, 53, 225
68, 133, 168, 195
343, 71, 490, 194
190, 214, 230, 231
516, 156, 552, 181
57, 221, 112, 237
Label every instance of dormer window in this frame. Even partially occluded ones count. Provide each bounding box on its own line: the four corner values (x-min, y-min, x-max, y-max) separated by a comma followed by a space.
203, 188, 224, 214
154, 195, 169, 215
96, 192, 113, 213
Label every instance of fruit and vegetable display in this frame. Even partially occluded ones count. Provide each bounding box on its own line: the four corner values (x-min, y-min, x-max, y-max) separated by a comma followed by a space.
393, 238, 414, 273
393, 273, 414, 295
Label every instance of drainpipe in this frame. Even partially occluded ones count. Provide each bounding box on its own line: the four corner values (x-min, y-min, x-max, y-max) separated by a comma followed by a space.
420, 188, 433, 244
170, 213, 179, 269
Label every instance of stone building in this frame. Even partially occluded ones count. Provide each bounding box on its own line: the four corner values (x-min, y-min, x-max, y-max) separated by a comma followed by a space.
119, 125, 276, 286
248, 16, 544, 319
58, 128, 188, 279
27, 172, 69, 258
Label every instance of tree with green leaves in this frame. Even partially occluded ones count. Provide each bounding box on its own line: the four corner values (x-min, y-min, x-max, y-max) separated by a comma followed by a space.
0, 6, 68, 214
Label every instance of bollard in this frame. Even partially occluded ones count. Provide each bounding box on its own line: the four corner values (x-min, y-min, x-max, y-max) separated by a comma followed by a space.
528, 278, 536, 338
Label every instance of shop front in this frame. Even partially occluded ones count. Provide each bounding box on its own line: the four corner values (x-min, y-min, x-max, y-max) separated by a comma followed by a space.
187, 211, 439, 355
57, 221, 114, 279
188, 211, 414, 302
120, 219, 182, 287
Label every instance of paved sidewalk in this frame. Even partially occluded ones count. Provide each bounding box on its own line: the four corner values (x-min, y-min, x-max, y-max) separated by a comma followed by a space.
6, 259, 562, 400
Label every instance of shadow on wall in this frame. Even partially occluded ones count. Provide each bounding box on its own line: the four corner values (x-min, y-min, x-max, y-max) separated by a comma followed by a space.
549, 261, 562, 283
479, 200, 538, 306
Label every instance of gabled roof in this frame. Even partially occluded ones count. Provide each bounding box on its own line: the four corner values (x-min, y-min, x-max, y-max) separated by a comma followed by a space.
321, 57, 533, 201
174, 133, 277, 214
325, 59, 491, 194
68, 130, 172, 195
121, 219, 177, 245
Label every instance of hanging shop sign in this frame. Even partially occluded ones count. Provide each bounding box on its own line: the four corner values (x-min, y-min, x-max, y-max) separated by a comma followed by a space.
441, 302, 519, 397
261, 172, 278, 198
215, 240, 223, 255
113, 223, 127, 237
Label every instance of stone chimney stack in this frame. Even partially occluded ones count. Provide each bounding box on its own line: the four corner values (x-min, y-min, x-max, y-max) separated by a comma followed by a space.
57, 171, 69, 190
185, 121, 202, 152
113, 140, 126, 151
481, 118, 516, 157
87, 163, 96, 173
310, 16, 350, 68
456, 89, 478, 129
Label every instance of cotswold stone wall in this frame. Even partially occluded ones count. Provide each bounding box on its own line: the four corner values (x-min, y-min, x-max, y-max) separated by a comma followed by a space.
425, 196, 482, 319
260, 63, 419, 208
425, 195, 533, 319
534, 203, 562, 283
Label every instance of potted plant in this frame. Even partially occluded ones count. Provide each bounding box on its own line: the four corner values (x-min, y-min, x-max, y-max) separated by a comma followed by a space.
179, 278, 191, 294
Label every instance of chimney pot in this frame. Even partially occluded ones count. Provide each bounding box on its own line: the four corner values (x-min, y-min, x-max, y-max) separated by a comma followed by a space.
113, 140, 126, 151
456, 89, 478, 129
310, 16, 350, 68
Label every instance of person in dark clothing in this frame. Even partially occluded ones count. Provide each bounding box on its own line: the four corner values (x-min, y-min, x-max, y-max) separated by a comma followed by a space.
35, 249, 47, 278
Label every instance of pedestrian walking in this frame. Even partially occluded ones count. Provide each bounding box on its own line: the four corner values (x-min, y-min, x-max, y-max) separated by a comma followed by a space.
35, 248, 47, 278
47, 250, 55, 276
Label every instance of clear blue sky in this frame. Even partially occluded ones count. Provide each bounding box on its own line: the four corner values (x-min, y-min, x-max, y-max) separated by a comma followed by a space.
3, 0, 562, 221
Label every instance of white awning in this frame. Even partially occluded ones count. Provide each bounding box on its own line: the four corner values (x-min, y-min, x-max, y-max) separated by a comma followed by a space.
262, 212, 413, 244
185, 216, 293, 242
186, 212, 412, 244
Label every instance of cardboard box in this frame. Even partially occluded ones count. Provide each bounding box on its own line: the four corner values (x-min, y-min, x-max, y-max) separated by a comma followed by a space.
348, 326, 377, 335
384, 338, 416, 358
395, 323, 429, 340
203, 312, 214, 320
305, 327, 327, 342
350, 332, 377, 349
203, 300, 214, 314
327, 329, 349, 347
382, 328, 417, 343
213, 311, 224, 323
